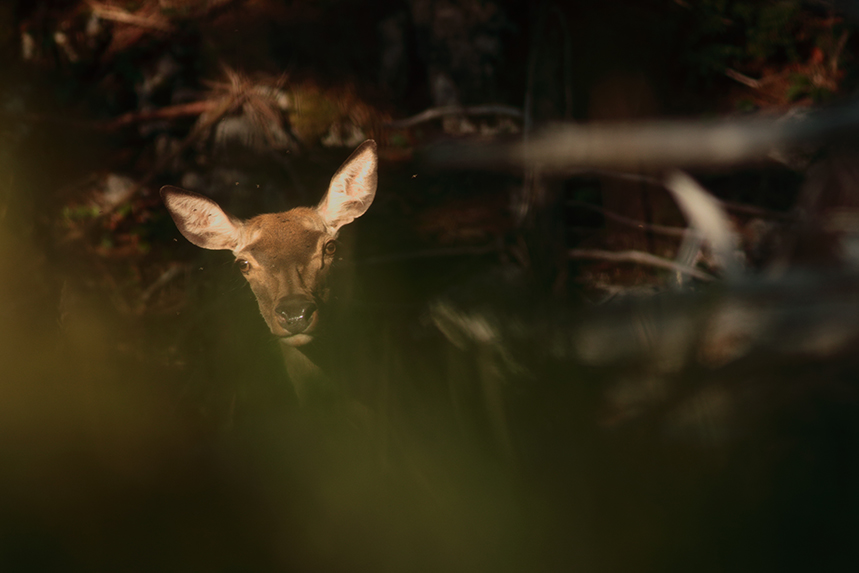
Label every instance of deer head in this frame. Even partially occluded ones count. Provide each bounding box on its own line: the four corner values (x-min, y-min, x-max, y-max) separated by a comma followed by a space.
161, 140, 378, 347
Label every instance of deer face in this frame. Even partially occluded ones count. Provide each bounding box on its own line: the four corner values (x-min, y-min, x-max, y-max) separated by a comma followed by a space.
161, 140, 378, 347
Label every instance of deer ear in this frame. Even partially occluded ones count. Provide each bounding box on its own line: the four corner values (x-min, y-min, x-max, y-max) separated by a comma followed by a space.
161, 186, 244, 251
316, 140, 378, 233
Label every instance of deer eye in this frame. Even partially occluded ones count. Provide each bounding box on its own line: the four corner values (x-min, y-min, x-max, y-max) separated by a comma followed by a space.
237, 259, 251, 273
324, 240, 336, 256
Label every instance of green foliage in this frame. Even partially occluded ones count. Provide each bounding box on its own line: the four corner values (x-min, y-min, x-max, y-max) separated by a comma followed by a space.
745, 1, 802, 61
116, 203, 133, 218
389, 133, 409, 148
735, 97, 756, 112
62, 204, 101, 220
785, 72, 837, 104
809, 83, 837, 103
785, 72, 811, 101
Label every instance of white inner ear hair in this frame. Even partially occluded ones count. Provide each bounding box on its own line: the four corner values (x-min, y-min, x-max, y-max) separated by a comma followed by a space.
171, 195, 244, 250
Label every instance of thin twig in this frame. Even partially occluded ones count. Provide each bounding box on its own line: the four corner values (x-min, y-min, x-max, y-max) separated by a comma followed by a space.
516, 1, 549, 225
832, 29, 850, 73
355, 244, 499, 266
725, 68, 761, 89
567, 200, 693, 238
139, 264, 186, 308
384, 105, 523, 129
101, 100, 216, 130
718, 199, 794, 220
568, 248, 716, 281
0, 101, 214, 133
572, 168, 662, 186
548, 3, 574, 119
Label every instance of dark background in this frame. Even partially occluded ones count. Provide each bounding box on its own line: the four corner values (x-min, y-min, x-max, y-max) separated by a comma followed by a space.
1, 1, 859, 572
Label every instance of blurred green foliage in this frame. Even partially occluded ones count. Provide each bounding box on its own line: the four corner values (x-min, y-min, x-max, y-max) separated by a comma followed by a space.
62, 204, 101, 221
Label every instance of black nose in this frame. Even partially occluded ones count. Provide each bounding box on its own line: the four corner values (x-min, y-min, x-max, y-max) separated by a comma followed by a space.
275, 296, 317, 334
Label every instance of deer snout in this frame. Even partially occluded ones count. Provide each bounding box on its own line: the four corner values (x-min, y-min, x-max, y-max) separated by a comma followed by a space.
275, 295, 318, 335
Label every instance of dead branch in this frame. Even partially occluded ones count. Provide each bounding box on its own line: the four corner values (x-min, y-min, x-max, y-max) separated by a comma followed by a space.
725, 69, 762, 89
101, 100, 217, 130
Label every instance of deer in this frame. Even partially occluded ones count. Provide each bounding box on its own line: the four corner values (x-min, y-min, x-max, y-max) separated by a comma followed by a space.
160, 140, 378, 403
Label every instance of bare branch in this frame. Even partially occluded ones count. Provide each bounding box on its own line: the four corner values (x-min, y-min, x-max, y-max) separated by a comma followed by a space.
725, 69, 761, 89
427, 103, 859, 171
101, 100, 216, 130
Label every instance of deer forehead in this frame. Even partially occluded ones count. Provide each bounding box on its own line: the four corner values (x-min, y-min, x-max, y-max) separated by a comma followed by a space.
237, 208, 331, 267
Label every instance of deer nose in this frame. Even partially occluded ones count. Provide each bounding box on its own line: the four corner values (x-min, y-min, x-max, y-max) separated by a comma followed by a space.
275, 296, 317, 334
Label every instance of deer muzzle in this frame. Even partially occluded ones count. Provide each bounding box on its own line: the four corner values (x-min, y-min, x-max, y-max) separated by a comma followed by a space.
275, 295, 318, 335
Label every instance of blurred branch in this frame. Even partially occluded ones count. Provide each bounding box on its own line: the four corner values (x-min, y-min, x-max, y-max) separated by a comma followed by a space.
385, 105, 523, 129
89, 0, 245, 29
139, 264, 186, 311
832, 29, 850, 72
88, 1, 175, 32
568, 248, 716, 281
724, 68, 762, 89
0, 100, 219, 134
665, 171, 741, 279
719, 199, 794, 220
101, 100, 216, 130
426, 102, 859, 171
